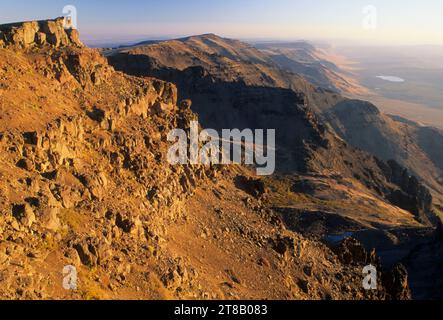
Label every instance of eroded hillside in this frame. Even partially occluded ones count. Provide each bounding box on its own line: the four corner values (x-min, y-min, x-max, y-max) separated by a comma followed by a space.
323, 99, 443, 214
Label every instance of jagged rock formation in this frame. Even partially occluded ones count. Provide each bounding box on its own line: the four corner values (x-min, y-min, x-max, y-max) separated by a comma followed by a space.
382, 264, 412, 300
0, 17, 83, 49
332, 238, 379, 266
332, 237, 411, 300
381, 160, 434, 225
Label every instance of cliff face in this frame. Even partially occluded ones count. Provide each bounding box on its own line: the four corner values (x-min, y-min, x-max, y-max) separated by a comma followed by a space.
324, 100, 443, 199
0, 17, 82, 48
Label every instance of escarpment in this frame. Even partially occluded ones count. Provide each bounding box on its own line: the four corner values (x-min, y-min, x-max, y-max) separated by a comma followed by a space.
103, 34, 443, 300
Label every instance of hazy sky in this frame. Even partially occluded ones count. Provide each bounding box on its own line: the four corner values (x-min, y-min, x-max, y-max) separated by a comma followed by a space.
1, 0, 443, 46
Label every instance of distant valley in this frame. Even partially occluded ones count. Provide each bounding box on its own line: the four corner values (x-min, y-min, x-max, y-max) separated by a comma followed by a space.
334, 45, 443, 129
252, 40, 443, 129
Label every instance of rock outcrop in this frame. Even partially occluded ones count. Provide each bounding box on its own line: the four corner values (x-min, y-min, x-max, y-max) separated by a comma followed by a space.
0, 17, 83, 48
234, 176, 267, 199
380, 160, 435, 225
0, 18, 217, 299
381, 264, 412, 300
332, 237, 379, 266
332, 238, 411, 300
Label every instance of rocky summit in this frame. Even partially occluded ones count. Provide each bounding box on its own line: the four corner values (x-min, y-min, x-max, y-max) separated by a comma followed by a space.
0, 17, 83, 49
0, 19, 438, 300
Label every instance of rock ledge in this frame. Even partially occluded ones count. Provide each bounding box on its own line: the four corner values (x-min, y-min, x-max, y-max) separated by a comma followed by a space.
0, 17, 83, 48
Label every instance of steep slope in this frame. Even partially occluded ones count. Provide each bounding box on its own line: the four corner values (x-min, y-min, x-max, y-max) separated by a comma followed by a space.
0, 18, 413, 300
323, 99, 443, 214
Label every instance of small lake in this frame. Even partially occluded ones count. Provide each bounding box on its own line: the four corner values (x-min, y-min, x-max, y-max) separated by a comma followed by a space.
376, 75, 405, 83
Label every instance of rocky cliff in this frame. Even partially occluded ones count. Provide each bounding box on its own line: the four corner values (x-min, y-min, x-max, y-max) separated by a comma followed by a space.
0, 17, 82, 48
0, 19, 217, 299
323, 99, 443, 222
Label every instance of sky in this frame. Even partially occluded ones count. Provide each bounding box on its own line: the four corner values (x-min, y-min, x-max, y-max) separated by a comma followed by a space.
1, 0, 443, 46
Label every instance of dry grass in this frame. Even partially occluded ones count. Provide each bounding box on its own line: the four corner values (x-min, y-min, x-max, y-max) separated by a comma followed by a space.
59, 208, 91, 234
147, 273, 174, 300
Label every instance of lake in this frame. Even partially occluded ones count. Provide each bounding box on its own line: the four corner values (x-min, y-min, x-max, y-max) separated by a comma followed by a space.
376, 75, 405, 83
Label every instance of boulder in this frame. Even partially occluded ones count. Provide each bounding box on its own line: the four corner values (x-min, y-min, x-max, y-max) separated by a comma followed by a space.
115, 212, 144, 238
16, 158, 34, 171
382, 264, 412, 300
152, 101, 174, 115
40, 207, 61, 231
12, 204, 36, 228
73, 237, 112, 267
0, 17, 83, 48
332, 237, 379, 266
271, 235, 294, 256
235, 176, 267, 199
